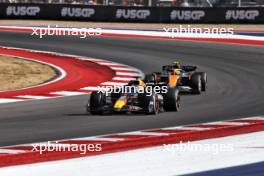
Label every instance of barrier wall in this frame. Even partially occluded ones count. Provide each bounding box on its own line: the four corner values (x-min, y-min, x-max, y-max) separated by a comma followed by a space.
0, 4, 263, 23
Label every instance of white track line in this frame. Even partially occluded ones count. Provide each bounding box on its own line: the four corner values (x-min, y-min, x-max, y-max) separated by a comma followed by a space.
0, 98, 24, 104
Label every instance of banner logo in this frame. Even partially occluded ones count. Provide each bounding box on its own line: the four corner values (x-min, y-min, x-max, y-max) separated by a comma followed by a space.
6, 6, 40, 16
61, 7, 95, 18
226, 10, 259, 20
116, 9, 150, 19
170, 10, 205, 21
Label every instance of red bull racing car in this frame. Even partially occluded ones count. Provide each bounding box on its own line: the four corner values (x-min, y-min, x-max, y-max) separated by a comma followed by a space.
87, 79, 180, 115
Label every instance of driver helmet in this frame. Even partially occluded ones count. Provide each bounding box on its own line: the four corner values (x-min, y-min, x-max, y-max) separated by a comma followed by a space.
174, 69, 181, 76
173, 61, 181, 69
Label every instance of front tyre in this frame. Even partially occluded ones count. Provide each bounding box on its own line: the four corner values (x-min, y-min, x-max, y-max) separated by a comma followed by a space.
139, 92, 159, 115
89, 91, 106, 115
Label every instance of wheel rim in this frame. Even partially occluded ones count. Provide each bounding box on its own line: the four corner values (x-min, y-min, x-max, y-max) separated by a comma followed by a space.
198, 80, 202, 91
148, 96, 154, 113
176, 96, 180, 110
155, 95, 159, 113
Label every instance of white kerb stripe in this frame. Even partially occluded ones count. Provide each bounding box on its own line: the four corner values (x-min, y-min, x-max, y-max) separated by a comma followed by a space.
80, 86, 113, 91
96, 62, 124, 66
120, 131, 169, 136
14, 142, 52, 147
0, 149, 26, 154
78, 57, 104, 62
115, 72, 142, 77
240, 116, 264, 121
80, 86, 100, 91
110, 67, 138, 71
16, 95, 51, 99
164, 126, 212, 131
66, 137, 123, 142
206, 121, 250, 126
112, 77, 136, 81
100, 82, 127, 86
50, 91, 87, 96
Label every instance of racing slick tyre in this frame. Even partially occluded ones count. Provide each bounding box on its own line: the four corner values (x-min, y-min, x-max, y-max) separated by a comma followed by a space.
191, 73, 202, 94
89, 91, 106, 115
139, 92, 159, 115
163, 87, 180, 112
198, 72, 207, 91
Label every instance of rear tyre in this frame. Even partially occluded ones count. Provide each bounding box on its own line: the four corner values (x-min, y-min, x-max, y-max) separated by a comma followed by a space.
163, 87, 180, 111
198, 72, 207, 91
89, 92, 106, 115
191, 73, 202, 94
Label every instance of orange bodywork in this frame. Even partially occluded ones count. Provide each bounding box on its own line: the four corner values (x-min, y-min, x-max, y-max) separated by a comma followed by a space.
167, 68, 181, 87
168, 75, 180, 87
154, 68, 181, 87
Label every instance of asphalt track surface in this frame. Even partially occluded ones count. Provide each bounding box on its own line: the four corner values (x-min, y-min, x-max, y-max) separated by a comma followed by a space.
0, 31, 264, 146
